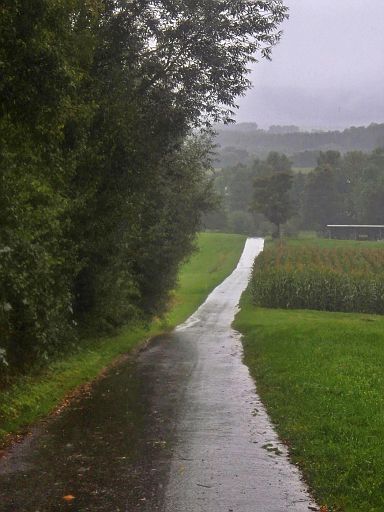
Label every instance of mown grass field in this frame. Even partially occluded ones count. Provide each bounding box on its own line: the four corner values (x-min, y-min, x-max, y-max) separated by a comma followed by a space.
0, 232, 246, 446
236, 237, 384, 511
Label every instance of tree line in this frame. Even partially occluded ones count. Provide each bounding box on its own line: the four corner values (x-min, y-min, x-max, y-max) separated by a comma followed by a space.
0, 0, 287, 377
214, 123, 384, 168
205, 148, 384, 236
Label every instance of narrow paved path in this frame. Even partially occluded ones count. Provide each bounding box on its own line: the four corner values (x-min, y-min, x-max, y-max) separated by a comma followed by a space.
163, 238, 316, 511
0, 238, 317, 511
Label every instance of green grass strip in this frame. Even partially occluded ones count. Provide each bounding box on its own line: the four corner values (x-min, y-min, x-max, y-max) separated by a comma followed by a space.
0, 232, 246, 445
235, 294, 384, 512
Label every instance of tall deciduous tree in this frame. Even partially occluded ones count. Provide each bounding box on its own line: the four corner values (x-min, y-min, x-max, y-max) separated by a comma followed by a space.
252, 172, 295, 237
70, 0, 289, 327
0, 0, 288, 374
302, 166, 340, 232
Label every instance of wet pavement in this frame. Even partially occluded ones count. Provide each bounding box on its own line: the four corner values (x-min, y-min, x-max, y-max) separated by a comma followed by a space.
0, 238, 318, 511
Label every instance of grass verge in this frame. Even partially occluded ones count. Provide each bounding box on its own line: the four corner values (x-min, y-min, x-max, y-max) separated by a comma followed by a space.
0, 232, 246, 446
235, 293, 384, 512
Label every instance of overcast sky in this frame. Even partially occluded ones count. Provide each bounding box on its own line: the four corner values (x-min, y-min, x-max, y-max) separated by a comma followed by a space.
236, 0, 384, 129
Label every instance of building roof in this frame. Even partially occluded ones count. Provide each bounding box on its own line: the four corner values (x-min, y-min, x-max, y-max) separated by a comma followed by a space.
327, 225, 384, 228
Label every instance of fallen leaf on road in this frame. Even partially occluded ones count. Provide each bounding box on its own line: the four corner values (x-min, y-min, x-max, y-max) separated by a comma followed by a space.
63, 495, 76, 502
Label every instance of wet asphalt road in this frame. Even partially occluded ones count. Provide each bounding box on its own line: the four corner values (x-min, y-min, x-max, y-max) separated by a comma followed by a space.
0, 238, 317, 511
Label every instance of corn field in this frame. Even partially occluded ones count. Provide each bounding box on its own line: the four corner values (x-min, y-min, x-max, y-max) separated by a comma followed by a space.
251, 244, 384, 314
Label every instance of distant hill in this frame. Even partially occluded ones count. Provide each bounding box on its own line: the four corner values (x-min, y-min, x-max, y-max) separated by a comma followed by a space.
214, 123, 384, 168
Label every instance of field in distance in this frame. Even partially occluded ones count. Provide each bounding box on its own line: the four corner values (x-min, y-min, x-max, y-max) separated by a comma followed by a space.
251, 238, 384, 314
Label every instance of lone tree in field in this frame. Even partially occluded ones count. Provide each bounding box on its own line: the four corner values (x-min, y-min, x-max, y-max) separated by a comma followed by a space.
252, 172, 295, 238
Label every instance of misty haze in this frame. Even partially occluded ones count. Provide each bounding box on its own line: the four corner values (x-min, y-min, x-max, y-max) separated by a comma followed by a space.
236, 0, 384, 129
2, 2, 384, 512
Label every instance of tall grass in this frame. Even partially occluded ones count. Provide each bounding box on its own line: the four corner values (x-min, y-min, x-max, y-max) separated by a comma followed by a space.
251, 243, 384, 314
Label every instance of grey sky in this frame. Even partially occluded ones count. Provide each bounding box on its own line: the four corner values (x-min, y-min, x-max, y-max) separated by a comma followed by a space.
236, 0, 384, 129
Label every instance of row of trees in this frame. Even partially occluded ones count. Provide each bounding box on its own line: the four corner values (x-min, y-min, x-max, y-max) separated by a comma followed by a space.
301, 148, 384, 231
214, 123, 384, 168
205, 148, 384, 236
0, 0, 287, 376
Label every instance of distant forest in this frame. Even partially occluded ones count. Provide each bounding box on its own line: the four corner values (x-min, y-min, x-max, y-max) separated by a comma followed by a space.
204, 148, 384, 237
214, 123, 384, 168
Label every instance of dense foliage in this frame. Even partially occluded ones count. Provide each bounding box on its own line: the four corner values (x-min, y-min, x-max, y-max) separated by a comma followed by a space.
252, 171, 294, 237
205, 148, 384, 236
300, 148, 384, 232
251, 243, 384, 314
0, 0, 287, 377
204, 152, 294, 235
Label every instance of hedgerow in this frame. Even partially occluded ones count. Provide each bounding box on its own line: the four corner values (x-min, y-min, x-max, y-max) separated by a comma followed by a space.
0, 1, 286, 379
